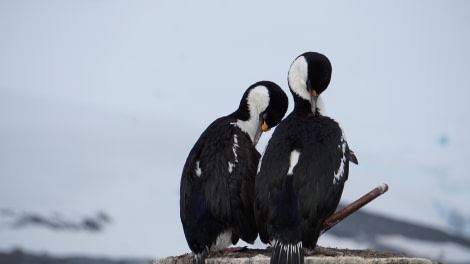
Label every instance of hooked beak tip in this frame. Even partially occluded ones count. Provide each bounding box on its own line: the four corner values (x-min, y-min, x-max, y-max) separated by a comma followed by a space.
261, 121, 270, 132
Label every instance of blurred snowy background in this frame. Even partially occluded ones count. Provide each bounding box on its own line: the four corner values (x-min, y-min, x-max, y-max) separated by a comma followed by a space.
1, 1, 470, 263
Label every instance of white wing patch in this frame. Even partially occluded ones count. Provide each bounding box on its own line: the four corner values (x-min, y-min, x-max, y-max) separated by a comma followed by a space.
333, 136, 347, 184
228, 162, 236, 173
287, 150, 301, 176
195, 160, 202, 177
228, 134, 239, 173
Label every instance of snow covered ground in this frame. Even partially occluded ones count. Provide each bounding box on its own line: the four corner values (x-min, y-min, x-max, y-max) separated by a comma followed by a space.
1, 1, 470, 263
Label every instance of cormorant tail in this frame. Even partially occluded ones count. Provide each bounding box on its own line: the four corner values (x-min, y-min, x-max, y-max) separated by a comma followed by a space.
194, 249, 208, 264
270, 240, 303, 264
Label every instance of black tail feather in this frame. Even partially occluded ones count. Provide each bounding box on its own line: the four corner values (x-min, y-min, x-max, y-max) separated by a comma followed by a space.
348, 149, 358, 165
270, 240, 303, 264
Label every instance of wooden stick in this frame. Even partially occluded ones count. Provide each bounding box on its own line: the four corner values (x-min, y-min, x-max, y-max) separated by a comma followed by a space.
321, 183, 389, 234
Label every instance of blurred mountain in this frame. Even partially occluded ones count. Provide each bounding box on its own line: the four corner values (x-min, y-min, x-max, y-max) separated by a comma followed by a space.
2, 204, 470, 263
327, 203, 470, 262
0, 209, 111, 232
0, 249, 151, 264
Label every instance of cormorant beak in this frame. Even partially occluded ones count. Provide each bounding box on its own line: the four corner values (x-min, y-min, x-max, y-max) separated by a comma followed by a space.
261, 113, 270, 132
253, 114, 269, 146
307, 80, 319, 115
261, 121, 270, 132
253, 125, 262, 146
310, 90, 319, 115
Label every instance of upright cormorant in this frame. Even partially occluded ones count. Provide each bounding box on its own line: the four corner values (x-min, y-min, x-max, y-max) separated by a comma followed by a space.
254, 52, 358, 264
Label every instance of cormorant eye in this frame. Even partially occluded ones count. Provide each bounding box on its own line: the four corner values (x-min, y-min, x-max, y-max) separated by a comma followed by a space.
263, 113, 268, 120
307, 80, 312, 91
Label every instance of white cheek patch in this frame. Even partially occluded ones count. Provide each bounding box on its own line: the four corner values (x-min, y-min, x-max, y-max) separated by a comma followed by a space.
247, 85, 270, 115
288, 56, 310, 101
287, 150, 301, 176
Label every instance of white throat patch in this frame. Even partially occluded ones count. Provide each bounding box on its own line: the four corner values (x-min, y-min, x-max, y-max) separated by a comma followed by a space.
234, 85, 270, 142
315, 95, 327, 116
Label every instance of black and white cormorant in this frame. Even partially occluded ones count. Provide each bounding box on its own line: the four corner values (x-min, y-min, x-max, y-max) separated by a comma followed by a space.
254, 52, 358, 264
180, 81, 288, 264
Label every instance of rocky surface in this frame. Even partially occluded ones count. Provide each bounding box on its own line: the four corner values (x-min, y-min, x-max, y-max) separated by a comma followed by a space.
154, 246, 437, 264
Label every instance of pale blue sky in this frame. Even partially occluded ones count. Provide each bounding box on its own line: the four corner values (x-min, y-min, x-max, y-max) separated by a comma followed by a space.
1, 0, 469, 260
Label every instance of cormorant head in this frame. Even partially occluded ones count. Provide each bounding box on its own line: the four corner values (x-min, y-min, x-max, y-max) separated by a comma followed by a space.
287, 52, 332, 115
234, 81, 288, 145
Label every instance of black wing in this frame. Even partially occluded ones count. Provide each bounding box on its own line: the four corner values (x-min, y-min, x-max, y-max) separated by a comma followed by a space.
294, 115, 352, 248
180, 117, 259, 251
180, 117, 233, 252
227, 127, 260, 243
254, 116, 298, 244
254, 114, 354, 248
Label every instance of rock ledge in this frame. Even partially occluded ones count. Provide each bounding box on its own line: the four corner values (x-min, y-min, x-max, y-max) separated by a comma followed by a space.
154, 247, 435, 264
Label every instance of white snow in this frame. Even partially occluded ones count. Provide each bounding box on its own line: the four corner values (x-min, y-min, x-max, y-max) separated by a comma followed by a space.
376, 234, 470, 263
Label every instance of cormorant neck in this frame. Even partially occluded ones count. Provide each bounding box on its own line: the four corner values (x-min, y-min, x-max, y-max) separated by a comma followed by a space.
292, 94, 326, 116
232, 112, 261, 144
293, 96, 314, 115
